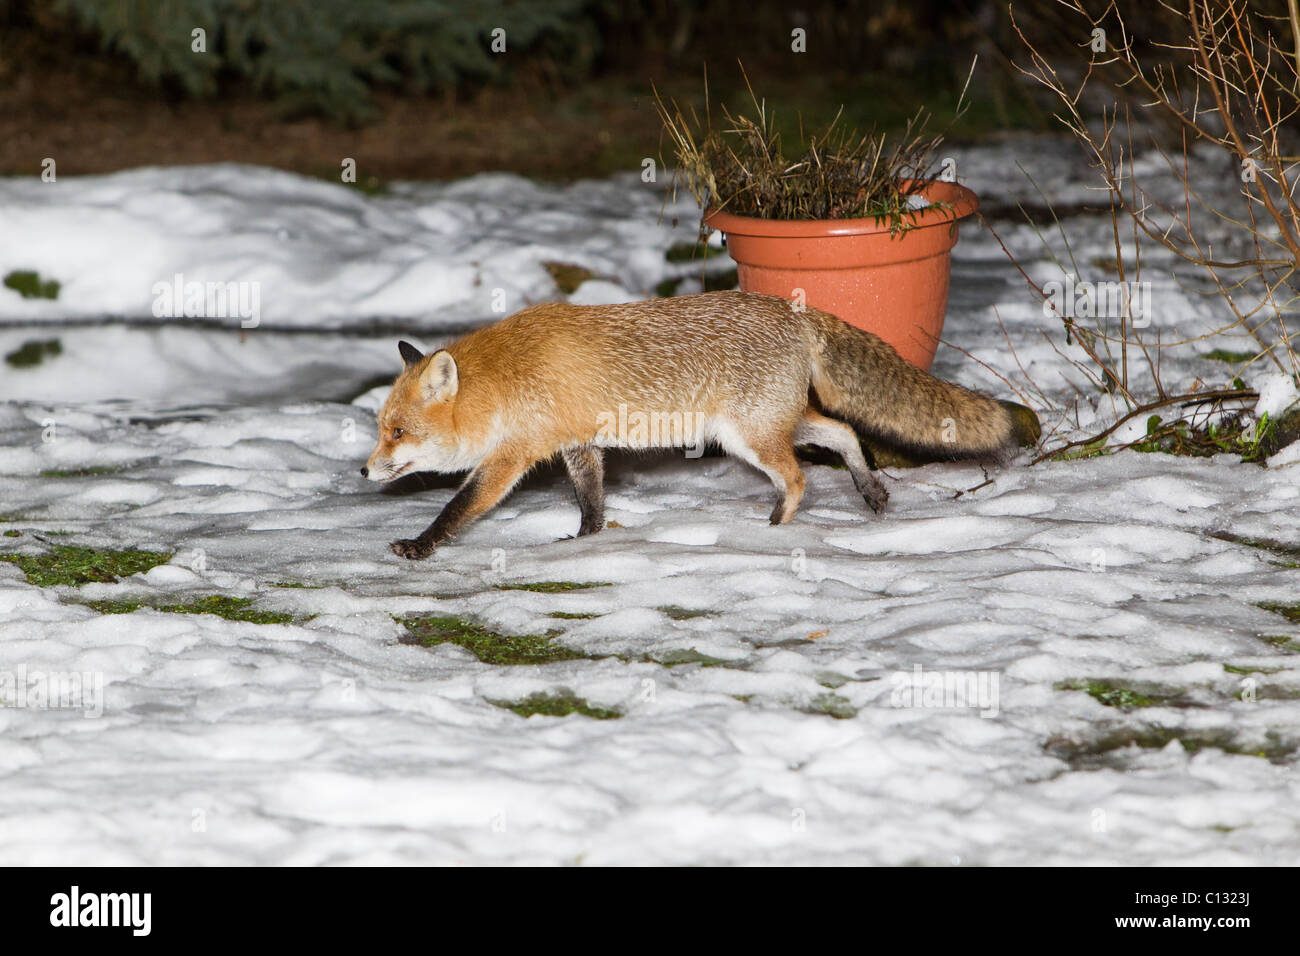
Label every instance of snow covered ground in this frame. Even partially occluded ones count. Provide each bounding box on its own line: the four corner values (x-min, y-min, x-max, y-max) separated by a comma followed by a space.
2, 135, 1299, 865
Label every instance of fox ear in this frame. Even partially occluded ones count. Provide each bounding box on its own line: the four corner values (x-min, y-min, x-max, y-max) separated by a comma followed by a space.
419, 350, 458, 402
398, 340, 424, 368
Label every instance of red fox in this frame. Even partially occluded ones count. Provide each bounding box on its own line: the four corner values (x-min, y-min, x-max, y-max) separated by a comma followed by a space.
363, 291, 1025, 559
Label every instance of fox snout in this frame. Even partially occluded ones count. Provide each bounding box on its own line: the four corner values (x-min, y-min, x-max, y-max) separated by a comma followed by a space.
362, 448, 411, 482
361, 433, 397, 479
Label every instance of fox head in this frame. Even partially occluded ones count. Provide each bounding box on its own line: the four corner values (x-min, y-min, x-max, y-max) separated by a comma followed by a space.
361, 341, 462, 482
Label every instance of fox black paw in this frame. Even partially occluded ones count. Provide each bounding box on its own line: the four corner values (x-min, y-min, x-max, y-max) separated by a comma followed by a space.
389, 538, 433, 560
863, 487, 889, 514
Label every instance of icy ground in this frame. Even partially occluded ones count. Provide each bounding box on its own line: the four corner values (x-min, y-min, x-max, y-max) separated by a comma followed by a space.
2, 136, 1299, 864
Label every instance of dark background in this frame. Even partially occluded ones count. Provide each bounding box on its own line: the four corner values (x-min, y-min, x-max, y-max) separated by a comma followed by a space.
0, 0, 1069, 184
4, 1, 1280, 183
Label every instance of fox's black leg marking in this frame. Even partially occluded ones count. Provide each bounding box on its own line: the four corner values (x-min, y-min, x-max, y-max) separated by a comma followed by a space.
849, 465, 889, 514
389, 471, 483, 559
560, 444, 605, 537
389, 454, 529, 560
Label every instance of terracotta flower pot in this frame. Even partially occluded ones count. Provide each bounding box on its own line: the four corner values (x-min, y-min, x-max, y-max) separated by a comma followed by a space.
704, 180, 979, 371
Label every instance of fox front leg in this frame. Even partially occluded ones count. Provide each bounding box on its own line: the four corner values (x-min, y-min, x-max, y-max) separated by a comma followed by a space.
560, 444, 605, 537
389, 454, 529, 560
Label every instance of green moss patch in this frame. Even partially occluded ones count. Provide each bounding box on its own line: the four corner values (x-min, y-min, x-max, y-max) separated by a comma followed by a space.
548, 610, 602, 620
346, 175, 386, 196
490, 692, 621, 720
655, 277, 682, 298
39, 465, 122, 478
1212, 532, 1300, 566
664, 241, 725, 263
1260, 635, 1300, 652
1258, 600, 1300, 624
1050, 436, 1111, 462
84, 595, 295, 625
541, 261, 595, 294
0, 544, 173, 587
494, 580, 612, 593
816, 671, 851, 689
1056, 679, 1182, 710
5, 338, 62, 368
655, 269, 737, 297
800, 692, 857, 719
702, 268, 738, 292
1224, 663, 1284, 675
1201, 349, 1258, 363
658, 605, 712, 620
644, 647, 735, 667
3, 270, 60, 300
1047, 726, 1297, 766
398, 614, 594, 665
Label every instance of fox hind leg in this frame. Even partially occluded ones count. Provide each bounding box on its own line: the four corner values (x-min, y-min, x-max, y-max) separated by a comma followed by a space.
560, 444, 606, 537
795, 408, 888, 513
718, 422, 807, 525
756, 440, 806, 525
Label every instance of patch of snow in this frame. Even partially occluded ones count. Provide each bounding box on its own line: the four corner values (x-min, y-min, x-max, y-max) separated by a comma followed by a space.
566, 279, 641, 306
3, 143, 1300, 865
1254, 370, 1300, 419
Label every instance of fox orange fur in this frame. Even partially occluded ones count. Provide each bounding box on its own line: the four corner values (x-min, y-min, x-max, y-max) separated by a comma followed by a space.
363, 291, 1021, 560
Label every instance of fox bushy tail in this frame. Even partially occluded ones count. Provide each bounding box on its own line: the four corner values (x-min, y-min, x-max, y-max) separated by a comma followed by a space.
808, 308, 1019, 460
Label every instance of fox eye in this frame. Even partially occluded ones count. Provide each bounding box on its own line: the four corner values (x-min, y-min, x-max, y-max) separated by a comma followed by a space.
391, 427, 404, 440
